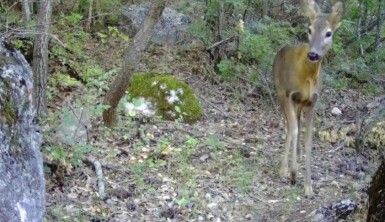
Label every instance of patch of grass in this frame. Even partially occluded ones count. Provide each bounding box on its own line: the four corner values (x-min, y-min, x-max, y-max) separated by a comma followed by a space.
48, 206, 88, 222
205, 134, 224, 151
222, 152, 255, 193
128, 161, 158, 193
282, 185, 303, 201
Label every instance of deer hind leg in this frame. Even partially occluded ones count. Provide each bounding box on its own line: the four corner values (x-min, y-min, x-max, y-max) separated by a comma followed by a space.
296, 107, 302, 161
303, 94, 318, 196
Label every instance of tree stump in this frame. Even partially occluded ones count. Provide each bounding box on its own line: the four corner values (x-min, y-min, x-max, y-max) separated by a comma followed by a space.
367, 160, 385, 222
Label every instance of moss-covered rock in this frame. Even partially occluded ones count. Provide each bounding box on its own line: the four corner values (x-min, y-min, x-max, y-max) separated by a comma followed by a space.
128, 73, 203, 123
366, 121, 385, 149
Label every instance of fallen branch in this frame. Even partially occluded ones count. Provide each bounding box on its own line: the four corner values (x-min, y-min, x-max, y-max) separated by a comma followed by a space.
198, 94, 237, 121
84, 156, 106, 200
206, 36, 236, 51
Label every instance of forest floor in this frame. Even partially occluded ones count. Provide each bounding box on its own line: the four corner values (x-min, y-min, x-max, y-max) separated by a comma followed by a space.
44, 43, 381, 221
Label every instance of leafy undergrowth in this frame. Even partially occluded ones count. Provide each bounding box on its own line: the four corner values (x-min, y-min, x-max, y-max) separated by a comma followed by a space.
44, 37, 381, 221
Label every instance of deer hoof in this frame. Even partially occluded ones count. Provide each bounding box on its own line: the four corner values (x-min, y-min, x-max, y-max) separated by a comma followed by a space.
290, 171, 297, 185
305, 186, 314, 197
280, 166, 289, 178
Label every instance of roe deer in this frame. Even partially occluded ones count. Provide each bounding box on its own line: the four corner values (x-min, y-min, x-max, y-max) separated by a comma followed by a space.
273, 0, 343, 196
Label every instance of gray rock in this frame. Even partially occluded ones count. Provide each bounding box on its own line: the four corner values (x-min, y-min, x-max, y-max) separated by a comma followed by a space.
121, 4, 191, 44
0, 41, 44, 221
311, 199, 357, 222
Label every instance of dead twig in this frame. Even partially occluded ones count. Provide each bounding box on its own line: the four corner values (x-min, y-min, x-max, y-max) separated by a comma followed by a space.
206, 36, 236, 51
260, 69, 279, 117
327, 141, 345, 153
198, 94, 237, 121
84, 156, 106, 200
67, 104, 90, 143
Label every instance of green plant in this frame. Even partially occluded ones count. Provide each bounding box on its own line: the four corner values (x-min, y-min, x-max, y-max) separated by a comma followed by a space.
239, 31, 273, 66
223, 152, 255, 193
44, 144, 92, 169
187, 19, 213, 45
205, 134, 224, 151
217, 58, 246, 79
97, 26, 129, 43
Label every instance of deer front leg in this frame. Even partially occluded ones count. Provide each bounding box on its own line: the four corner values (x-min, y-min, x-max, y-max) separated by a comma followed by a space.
280, 118, 290, 178
303, 95, 317, 196
280, 97, 299, 183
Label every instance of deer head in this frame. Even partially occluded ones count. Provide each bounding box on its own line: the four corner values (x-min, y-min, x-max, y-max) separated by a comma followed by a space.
305, 0, 343, 62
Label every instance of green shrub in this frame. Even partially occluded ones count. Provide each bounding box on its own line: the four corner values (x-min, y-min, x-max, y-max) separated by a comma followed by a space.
187, 19, 213, 45
239, 31, 273, 68
217, 58, 246, 79
366, 121, 385, 149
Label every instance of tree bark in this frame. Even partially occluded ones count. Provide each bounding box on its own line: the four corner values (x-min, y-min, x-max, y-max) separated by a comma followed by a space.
32, 0, 52, 117
375, 0, 384, 48
367, 160, 385, 222
86, 0, 94, 29
262, 0, 269, 18
102, 0, 166, 127
21, 0, 31, 21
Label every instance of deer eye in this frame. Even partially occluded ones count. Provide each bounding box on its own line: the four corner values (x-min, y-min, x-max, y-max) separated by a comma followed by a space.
326, 31, 332, 37
308, 28, 312, 34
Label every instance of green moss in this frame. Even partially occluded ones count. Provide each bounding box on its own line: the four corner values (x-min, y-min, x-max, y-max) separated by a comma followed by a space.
0, 55, 14, 67
128, 73, 203, 123
1, 94, 16, 125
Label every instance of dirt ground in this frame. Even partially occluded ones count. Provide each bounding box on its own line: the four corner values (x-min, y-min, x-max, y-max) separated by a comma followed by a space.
45, 44, 380, 222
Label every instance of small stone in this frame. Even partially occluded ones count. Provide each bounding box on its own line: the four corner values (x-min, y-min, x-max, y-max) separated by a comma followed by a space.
200, 154, 210, 162
105, 198, 114, 205
126, 202, 136, 211
331, 107, 342, 116
207, 202, 218, 209
162, 195, 171, 201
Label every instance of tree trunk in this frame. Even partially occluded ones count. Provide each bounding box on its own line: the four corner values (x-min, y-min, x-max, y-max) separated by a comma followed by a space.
94, 0, 103, 27
262, 0, 269, 18
21, 0, 31, 21
357, 0, 364, 56
375, 0, 384, 48
86, 0, 94, 29
32, 0, 52, 117
102, 0, 166, 127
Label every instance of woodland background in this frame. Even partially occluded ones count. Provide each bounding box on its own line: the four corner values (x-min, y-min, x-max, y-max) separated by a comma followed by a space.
1, 0, 384, 221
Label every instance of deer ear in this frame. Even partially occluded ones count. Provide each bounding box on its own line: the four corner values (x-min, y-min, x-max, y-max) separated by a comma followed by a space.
304, 0, 320, 22
329, 1, 344, 29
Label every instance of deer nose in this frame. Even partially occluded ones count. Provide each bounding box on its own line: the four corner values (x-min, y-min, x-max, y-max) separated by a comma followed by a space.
308, 52, 320, 61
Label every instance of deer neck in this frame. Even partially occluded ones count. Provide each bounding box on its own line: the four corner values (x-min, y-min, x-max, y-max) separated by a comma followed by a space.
302, 47, 322, 79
